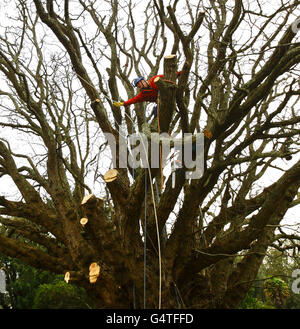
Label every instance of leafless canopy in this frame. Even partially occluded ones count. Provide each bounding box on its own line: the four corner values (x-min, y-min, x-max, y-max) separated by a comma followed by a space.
0, 0, 299, 308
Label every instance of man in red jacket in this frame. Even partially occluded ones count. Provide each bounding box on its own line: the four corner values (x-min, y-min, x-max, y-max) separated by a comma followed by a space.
113, 72, 181, 117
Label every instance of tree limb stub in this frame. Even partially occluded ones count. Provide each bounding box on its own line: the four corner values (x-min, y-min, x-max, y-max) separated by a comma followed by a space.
104, 169, 118, 183
64, 271, 70, 283
80, 217, 88, 227
103, 169, 128, 207
64, 270, 88, 284
80, 193, 122, 266
89, 262, 101, 284
155, 55, 178, 133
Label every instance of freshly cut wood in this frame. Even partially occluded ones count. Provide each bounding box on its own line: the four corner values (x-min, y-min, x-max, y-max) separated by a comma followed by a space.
104, 169, 118, 183
165, 54, 176, 59
89, 262, 100, 275
81, 194, 94, 205
64, 272, 70, 284
89, 262, 101, 284
80, 217, 88, 227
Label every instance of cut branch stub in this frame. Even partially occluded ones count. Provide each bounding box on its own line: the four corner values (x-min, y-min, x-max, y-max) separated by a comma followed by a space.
63, 271, 86, 284
89, 262, 101, 284
81, 194, 94, 205
81, 194, 104, 207
165, 54, 176, 59
104, 169, 119, 183
80, 217, 88, 227
80, 191, 122, 266
163, 54, 178, 83
154, 54, 178, 133
64, 271, 70, 284
103, 169, 128, 206
80, 194, 105, 252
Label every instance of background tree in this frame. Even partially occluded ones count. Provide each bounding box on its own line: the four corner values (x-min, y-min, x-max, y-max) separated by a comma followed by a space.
32, 280, 92, 309
0, 223, 92, 309
239, 287, 274, 309
240, 248, 300, 309
264, 277, 290, 309
0, 0, 299, 308
0, 254, 92, 309
0, 253, 56, 309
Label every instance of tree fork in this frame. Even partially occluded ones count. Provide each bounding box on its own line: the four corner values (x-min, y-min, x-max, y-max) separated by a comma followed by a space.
81, 193, 123, 263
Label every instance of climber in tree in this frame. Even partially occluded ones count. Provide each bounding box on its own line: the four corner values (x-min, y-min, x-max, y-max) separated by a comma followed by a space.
113, 71, 181, 117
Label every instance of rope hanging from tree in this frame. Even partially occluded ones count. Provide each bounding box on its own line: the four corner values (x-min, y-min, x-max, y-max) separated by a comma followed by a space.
156, 93, 164, 192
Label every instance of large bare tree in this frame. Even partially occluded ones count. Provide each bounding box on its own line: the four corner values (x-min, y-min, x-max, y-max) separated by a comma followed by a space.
0, 0, 299, 308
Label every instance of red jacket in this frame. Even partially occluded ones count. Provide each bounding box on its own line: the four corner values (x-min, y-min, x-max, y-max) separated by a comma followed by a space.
124, 72, 181, 107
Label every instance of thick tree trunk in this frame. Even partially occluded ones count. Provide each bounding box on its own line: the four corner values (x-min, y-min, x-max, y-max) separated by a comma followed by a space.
155, 55, 178, 133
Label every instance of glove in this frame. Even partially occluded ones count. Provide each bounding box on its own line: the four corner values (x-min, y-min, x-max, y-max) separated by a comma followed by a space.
113, 101, 124, 107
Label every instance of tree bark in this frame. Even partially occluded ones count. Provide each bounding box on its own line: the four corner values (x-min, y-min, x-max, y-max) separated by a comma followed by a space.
155, 55, 178, 133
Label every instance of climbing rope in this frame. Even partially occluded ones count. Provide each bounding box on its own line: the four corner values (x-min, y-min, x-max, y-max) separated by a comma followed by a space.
143, 107, 147, 309
144, 170, 147, 309
122, 110, 162, 309
156, 94, 164, 192
132, 110, 137, 309
154, 180, 168, 242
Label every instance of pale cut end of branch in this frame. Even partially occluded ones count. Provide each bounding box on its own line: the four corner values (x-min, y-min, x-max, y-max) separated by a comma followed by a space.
104, 169, 118, 183
81, 194, 94, 205
64, 272, 70, 284
89, 262, 101, 284
80, 217, 88, 227
165, 54, 176, 59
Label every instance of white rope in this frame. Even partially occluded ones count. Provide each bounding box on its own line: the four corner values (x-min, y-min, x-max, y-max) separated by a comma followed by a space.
123, 110, 162, 309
